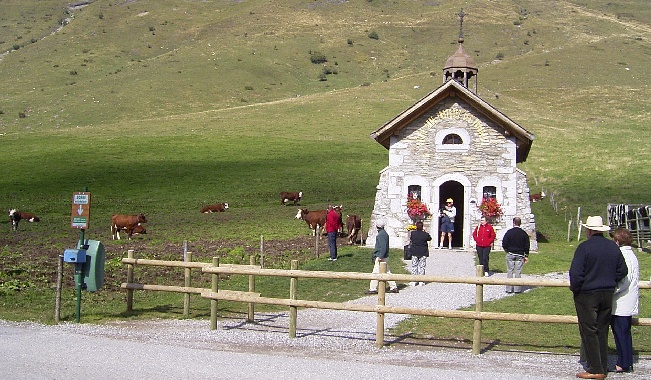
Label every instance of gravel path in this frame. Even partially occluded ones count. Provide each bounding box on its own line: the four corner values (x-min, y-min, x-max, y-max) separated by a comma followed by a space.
1, 249, 648, 379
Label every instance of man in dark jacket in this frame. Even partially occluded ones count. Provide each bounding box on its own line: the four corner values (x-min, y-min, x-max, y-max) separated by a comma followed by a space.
365, 220, 398, 294
502, 216, 530, 293
570, 216, 627, 379
409, 221, 432, 286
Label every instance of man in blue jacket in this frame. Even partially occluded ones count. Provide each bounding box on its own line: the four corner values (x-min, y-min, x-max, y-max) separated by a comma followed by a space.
570, 216, 628, 379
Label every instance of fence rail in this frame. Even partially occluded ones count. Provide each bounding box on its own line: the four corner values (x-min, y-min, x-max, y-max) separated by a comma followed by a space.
121, 252, 651, 354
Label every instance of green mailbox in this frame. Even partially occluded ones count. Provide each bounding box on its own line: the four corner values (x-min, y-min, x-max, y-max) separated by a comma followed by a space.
76, 239, 105, 292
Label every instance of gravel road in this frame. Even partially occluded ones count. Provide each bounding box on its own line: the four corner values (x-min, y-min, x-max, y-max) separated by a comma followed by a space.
1, 249, 648, 379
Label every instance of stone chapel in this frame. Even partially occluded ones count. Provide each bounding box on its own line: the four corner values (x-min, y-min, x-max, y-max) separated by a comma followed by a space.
366, 16, 537, 251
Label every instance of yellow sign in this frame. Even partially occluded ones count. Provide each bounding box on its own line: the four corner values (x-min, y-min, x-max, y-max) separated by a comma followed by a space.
71, 192, 91, 229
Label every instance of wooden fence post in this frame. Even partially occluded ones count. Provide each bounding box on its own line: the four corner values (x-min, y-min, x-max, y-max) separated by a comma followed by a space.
472, 265, 484, 355
289, 260, 298, 338
126, 249, 135, 313
375, 261, 387, 349
260, 235, 265, 269
54, 255, 63, 323
576, 207, 582, 241
567, 218, 572, 242
210, 257, 220, 330
183, 252, 192, 319
315, 227, 320, 258
247, 255, 256, 322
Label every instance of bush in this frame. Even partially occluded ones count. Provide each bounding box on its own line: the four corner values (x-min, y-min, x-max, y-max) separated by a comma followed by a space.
347, 38, 353, 46
310, 51, 327, 64
368, 31, 379, 40
496, 52, 505, 60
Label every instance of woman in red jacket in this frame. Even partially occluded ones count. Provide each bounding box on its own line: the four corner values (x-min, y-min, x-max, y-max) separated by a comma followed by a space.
472, 216, 496, 277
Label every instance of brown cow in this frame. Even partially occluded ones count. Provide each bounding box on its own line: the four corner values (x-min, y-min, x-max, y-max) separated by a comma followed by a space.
111, 213, 147, 240
529, 191, 546, 202
118, 223, 147, 236
281, 191, 302, 206
346, 214, 362, 245
8, 209, 40, 231
201, 203, 229, 213
295, 208, 327, 236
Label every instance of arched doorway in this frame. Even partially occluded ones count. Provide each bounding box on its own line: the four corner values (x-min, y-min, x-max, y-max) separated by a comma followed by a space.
438, 181, 464, 248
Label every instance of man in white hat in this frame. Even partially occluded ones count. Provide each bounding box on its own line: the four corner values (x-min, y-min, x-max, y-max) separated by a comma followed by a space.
570, 215, 628, 379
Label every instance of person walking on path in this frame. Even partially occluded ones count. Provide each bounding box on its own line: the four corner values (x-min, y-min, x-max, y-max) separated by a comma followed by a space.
569, 216, 627, 379
325, 205, 343, 261
502, 216, 530, 293
439, 198, 456, 249
365, 220, 399, 294
473, 216, 496, 277
409, 221, 432, 286
610, 227, 639, 374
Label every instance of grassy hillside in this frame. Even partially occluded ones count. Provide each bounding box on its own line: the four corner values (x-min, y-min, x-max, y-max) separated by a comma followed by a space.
1, 0, 650, 350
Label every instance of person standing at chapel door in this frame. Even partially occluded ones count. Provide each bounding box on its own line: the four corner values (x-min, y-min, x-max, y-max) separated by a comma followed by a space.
325, 205, 342, 261
473, 216, 496, 277
438, 198, 456, 249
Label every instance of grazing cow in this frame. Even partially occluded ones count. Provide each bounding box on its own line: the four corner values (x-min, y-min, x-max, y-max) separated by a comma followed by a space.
346, 214, 362, 245
118, 223, 147, 236
8, 209, 40, 231
111, 213, 147, 240
280, 191, 302, 206
529, 191, 546, 202
295, 208, 327, 236
201, 203, 229, 213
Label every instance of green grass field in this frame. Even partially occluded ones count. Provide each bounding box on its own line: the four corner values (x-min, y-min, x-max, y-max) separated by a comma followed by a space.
2, 0, 651, 355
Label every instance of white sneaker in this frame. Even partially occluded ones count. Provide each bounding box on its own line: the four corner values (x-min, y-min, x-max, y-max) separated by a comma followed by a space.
484, 272, 489, 277
409, 282, 417, 287
419, 282, 426, 286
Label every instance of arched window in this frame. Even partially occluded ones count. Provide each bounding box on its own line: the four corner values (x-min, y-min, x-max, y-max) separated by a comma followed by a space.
443, 134, 463, 144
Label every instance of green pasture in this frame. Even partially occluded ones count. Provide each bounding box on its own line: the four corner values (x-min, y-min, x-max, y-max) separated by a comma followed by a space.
2, 0, 651, 355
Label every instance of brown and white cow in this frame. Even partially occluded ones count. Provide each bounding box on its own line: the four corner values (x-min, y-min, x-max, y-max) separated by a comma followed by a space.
8, 209, 40, 231
111, 213, 147, 240
295, 208, 327, 236
346, 214, 362, 245
201, 203, 229, 213
281, 191, 302, 206
118, 223, 147, 236
529, 191, 546, 202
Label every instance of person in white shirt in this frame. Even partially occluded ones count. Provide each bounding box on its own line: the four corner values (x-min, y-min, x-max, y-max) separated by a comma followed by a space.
611, 228, 639, 373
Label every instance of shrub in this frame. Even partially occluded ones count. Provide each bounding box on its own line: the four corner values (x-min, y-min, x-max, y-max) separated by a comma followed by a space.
310, 51, 327, 64
368, 31, 379, 40
13, 44, 20, 51
496, 52, 504, 60
347, 38, 353, 46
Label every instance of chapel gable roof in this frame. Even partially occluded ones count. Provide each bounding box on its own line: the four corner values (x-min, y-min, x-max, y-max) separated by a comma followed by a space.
370, 79, 534, 162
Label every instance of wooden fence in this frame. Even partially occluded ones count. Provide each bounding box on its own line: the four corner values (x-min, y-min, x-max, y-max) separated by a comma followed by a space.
121, 251, 651, 354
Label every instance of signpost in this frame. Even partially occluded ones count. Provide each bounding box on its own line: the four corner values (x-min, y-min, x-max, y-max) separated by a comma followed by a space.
71, 192, 91, 229
71, 190, 90, 322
